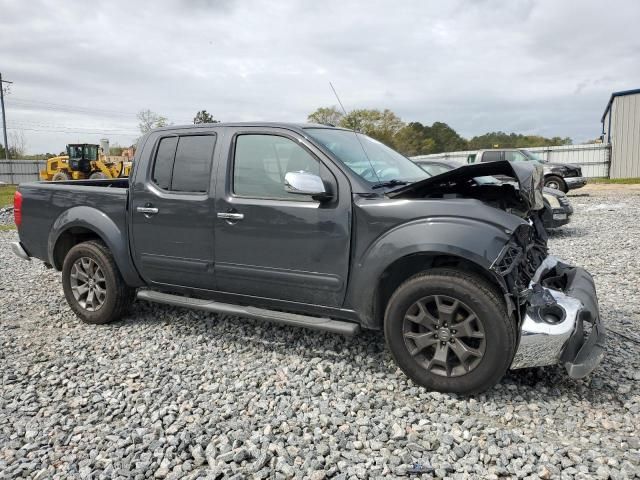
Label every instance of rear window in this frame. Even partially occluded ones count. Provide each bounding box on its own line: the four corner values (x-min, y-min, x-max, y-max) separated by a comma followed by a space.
151, 134, 216, 192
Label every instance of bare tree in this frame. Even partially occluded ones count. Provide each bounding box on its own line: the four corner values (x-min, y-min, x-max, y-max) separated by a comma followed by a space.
9, 130, 26, 158
137, 109, 169, 134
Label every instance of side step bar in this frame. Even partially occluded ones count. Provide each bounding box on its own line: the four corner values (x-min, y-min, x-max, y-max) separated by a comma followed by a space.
136, 289, 360, 336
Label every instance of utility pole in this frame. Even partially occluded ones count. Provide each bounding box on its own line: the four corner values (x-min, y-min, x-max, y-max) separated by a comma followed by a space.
0, 72, 12, 161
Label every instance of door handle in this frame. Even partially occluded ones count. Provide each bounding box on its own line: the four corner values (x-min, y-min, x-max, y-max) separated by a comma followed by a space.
217, 212, 244, 220
136, 206, 159, 217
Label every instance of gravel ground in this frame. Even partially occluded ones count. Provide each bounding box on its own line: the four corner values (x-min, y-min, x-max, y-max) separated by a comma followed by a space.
1, 187, 639, 480
0, 206, 13, 226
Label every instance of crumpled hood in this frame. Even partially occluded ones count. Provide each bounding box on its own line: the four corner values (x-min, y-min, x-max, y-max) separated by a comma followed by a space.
389, 160, 545, 210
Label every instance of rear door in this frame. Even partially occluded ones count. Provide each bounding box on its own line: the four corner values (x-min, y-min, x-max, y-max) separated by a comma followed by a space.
213, 127, 352, 307
130, 130, 218, 289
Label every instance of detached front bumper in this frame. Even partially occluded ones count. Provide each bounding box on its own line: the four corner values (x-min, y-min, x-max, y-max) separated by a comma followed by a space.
565, 176, 587, 190
510, 256, 605, 378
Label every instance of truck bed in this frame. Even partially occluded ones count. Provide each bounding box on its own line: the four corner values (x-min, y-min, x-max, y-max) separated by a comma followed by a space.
17, 179, 130, 264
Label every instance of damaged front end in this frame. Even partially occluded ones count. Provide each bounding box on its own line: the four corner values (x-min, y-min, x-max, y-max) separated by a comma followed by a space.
508, 256, 606, 377
491, 210, 605, 377
390, 160, 605, 378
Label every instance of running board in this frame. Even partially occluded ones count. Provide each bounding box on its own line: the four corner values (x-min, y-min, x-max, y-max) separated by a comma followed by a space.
136, 289, 360, 336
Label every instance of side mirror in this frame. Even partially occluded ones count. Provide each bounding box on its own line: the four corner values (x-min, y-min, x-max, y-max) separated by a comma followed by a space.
284, 171, 332, 201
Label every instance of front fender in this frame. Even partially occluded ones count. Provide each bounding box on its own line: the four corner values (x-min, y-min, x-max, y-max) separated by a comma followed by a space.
48, 206, 143, 287
347, 217, 514, 328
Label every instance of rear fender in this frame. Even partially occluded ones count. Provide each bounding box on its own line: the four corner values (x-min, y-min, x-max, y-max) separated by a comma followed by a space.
48, 206, 143, 287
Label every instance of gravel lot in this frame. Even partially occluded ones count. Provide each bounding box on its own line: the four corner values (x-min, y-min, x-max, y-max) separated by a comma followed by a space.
1, 187, 639, 479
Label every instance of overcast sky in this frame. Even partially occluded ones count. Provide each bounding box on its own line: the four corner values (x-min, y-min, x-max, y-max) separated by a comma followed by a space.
1, 0, 639, 153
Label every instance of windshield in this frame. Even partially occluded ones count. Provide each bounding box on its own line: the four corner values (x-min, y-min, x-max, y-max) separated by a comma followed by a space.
306, 128, 429, 184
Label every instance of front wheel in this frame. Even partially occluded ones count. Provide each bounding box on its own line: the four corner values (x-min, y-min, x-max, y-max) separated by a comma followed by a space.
384, 269, 516, 394
62, 240, 135, 324
544, 175, 567, 192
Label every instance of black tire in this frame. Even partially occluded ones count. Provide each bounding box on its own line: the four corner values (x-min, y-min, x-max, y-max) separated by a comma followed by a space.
544, 175, 567, 193
52, 171, 70, 181
384, 268, 516, 395
62, 240, 135, 324
89, 171, 108, 180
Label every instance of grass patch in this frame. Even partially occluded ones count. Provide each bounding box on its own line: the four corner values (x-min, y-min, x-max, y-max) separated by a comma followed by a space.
0, 184, 17, 207
0, 224, 16, 231
589, 177, 640, 184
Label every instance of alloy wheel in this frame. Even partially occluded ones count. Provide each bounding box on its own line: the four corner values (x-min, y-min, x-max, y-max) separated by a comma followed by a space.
402, 295, 486, 377
70, 257, 107, 311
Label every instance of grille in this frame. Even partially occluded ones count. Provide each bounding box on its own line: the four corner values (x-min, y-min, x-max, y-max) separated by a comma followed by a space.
492, 244, 523, 276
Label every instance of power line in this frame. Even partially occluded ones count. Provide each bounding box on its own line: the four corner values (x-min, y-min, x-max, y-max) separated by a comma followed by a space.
6, 97, 138, 117
9, 119, 138, 132
7, 126, 139, 136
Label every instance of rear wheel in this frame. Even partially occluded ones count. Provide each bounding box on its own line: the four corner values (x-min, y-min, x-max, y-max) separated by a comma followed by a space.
384, 268, 516, 394
544, 175, 567, 192
62, 240, 135, 324
52, 171, 70, 181
89, 171, 108, 179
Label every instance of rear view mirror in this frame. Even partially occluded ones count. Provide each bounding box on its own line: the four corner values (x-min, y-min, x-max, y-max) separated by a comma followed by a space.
284, 171, 332, 201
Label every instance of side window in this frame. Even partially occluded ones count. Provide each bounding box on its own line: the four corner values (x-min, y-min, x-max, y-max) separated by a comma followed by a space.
152, 136, 178, 190
481, 151, 501, 162
171, 136, 216, 192
504, 151, 526, 162
233, 134, 322, 200
151, 135, 215, 193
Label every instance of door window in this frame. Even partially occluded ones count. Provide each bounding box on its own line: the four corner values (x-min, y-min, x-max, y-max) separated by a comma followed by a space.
504, 151, 527, 162
152, 137, 178, 190
233, 134, 322, 200
151, 135, 215, 192
481, 151, 502, 162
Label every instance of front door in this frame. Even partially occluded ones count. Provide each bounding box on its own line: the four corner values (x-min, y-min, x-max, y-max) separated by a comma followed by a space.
130, 131, 217, 290
214, 128, 351, 307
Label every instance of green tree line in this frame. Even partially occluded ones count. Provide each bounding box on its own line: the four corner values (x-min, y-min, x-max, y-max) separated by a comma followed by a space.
307, 106, 572, 156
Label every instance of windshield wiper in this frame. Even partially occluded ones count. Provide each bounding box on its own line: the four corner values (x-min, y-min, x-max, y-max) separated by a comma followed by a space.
371, 179, 409, 190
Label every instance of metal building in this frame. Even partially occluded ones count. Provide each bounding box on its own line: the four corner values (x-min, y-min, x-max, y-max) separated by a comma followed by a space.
601, 88, 640, 178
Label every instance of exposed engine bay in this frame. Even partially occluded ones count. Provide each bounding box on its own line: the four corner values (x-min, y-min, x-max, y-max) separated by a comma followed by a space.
389, 160, 549, 295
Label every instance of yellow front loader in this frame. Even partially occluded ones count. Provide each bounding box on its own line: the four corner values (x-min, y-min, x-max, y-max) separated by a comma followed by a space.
40, 144, 132, 181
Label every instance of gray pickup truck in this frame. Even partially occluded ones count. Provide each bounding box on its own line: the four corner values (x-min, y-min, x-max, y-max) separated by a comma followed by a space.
11, 123, 605, 394
468, 149, 587, 192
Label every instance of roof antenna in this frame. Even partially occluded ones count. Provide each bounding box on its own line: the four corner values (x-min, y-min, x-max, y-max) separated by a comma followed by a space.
330, 82, 349, 118
328, 82, 380, 183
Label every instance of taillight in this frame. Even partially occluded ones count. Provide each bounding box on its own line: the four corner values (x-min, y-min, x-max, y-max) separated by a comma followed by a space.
14, 190, 22, 227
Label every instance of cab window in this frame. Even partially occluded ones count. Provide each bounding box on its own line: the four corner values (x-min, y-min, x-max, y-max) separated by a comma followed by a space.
151, 135, 216, 193
233, 134, 322, 200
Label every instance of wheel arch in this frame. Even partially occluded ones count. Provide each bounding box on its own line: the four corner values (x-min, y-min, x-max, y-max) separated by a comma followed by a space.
371, 252, 507, 331
48, 206, 144, 287
346, 218, 514, 330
